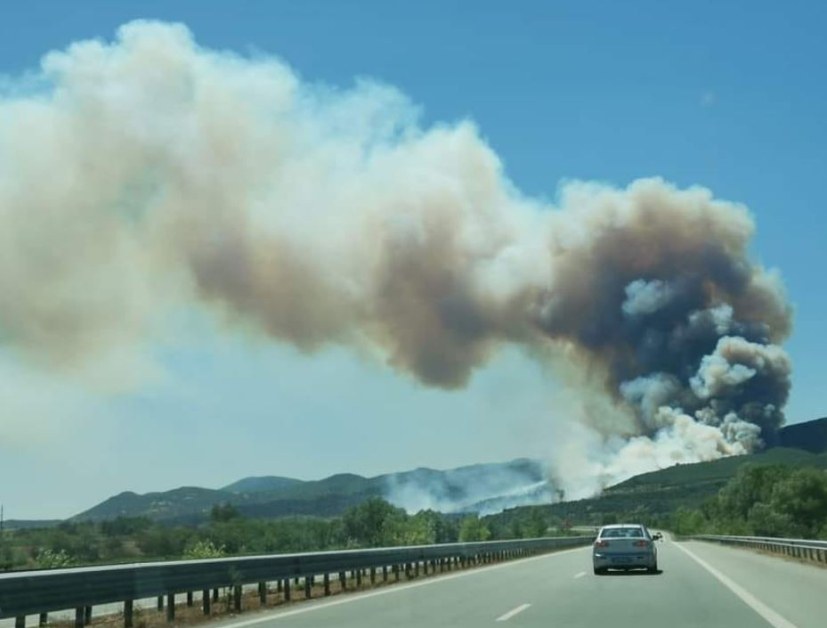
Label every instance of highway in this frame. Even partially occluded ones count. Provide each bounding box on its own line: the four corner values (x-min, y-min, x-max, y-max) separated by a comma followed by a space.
210, 537, 827, 628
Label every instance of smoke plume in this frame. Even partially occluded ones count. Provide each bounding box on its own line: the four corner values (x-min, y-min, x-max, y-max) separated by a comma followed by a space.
0, 22, 792, 494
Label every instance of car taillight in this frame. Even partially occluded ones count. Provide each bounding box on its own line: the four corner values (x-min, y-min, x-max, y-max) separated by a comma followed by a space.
633, 540, 650, 547
595, 540, 609, 548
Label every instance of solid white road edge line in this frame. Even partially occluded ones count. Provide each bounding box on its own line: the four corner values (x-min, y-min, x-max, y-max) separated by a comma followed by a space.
673, 542, 798, 628
495, 603, 531, 622
573, 571, 586, 579
216, 545, 589, 627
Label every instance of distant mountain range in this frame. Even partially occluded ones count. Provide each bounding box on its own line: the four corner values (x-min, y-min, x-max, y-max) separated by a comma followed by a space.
69, 458, 551, 524
13, 416, 824, 528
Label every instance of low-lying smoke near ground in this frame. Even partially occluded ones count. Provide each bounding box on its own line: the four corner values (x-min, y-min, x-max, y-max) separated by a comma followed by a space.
0, 22, 792, 500
384, 459, 554, 516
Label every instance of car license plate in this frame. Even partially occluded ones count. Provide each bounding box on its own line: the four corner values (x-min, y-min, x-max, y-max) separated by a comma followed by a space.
613, 557, 632, 564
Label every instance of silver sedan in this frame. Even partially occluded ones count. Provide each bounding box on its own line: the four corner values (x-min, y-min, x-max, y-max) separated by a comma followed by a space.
592, 524, 658, 574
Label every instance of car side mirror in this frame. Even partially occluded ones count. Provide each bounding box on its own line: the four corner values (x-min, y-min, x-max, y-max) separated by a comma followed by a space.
653, 533, 662, 541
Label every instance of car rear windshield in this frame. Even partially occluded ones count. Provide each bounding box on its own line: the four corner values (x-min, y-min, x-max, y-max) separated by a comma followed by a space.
601, 527, 645, 538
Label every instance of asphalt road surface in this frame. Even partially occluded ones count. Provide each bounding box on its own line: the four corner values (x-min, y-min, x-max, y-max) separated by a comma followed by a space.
209, 536, 827, 628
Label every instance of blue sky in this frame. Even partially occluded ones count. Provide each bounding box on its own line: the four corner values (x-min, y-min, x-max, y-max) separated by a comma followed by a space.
1, 1, 825, 519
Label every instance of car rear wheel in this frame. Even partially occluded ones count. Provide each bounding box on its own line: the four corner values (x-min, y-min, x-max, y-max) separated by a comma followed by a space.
647, 561, 658, 573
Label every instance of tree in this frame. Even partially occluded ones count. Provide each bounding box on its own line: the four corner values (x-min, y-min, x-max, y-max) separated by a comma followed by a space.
523, 509, 548, 538
747, 503, 793, 537
210, 503, 241, 523
183, 540, 226, 559
342, 498, 406, 547
459, 516, 491, 542
671, 507, 707, 536
768, 468, 827, 537
716, 465, 790, 521
100, 517, 152, 536
35, 548, 75, 569
136, 526, 190, 558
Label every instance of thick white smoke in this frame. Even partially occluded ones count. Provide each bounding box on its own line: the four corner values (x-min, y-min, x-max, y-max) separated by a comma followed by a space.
0, 22, 792, 499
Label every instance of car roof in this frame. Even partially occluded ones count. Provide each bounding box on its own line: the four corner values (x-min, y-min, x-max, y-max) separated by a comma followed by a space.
599, 524, 646, 529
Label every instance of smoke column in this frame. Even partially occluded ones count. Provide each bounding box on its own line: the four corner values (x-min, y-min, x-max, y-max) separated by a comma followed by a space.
0, 22, 792, 495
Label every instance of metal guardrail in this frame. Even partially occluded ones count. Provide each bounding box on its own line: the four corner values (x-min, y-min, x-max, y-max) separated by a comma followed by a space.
0, 535, 593, 625
693, 534, 827, 563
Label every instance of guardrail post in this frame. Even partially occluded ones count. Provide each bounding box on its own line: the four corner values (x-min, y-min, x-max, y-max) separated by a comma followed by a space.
166, 594, 175, 622
324, 572, 331, 595
124, 600, 134, 628
259, 581, 267, 605
339, 571, 346, 590
284, 578, 291, 601
370, 567, 376, 583
74, 608, 83, 628
14, 616, 24, 628
393, 564, 399, 581
156, 596, 163, 611
202, 590, 211, 615
414, 561, 420, 577
356, 568, 362, 587
234, 585, 242, 611
304, 576, 312, 599
187, 591, 194, 607
212, 588, 219, 603
84, 606, 92, 626
39, 613, 47, 627
382, 565, 388, 582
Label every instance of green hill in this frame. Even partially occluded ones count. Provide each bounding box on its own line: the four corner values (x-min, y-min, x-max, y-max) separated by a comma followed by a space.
484, 447, 827, 530
776, 417, 827, 453
71, 459, 548, 523
221, 476, 304, 494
